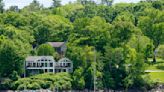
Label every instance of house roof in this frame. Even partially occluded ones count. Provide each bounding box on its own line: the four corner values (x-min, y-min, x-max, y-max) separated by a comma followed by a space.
47, 42, 65, 47
26, 56, 54, 62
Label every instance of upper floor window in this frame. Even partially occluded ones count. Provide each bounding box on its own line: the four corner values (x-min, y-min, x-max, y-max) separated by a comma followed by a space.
50, 63, 53, 67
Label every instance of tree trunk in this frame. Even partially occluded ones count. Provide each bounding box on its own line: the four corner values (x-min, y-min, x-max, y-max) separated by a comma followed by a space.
153, 55, 156, 63
153, 44, 159, 63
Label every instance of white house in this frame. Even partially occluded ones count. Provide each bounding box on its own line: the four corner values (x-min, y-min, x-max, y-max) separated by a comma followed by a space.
25, 56, 73, 75
55, 58, 73, 73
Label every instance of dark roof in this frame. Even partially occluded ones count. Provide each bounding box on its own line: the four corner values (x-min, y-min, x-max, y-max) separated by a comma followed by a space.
47, 42, 65, 47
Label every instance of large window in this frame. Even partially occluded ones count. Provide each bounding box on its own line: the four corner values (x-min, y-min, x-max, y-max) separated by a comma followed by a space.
50, 63, 53, 67
63, 69, 66, 72
50, 69, 53, 72
68, 63, 71, 67
41, 63, 44, 67
33, 63, 36, 67
45, 63, 47, 67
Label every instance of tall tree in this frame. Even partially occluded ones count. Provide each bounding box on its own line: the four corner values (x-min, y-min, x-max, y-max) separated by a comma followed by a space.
127, 35, 153, 61
0, 0, 3, 13
52, 0, 61, 8
37, 44, 55, 56
22, 0, 43, 12
138, 8, 164, 62
7, 6, 19, 12
0, 40, 24, 77
101, 0, 113, 6
103, 45, 146, 89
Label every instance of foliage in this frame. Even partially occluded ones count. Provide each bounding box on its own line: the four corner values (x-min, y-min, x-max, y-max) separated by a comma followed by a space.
37, 44, 55, 56
127, 35, 154, 61
72, 67, 85, 90
0, 0, 3, 13
103, 45, 146, 89
9, 71, 20, 81
157, 45, 164, 59
0, 79, 12, 90
0, 40, 24, 77
11, 73, 72, 90
52, 0, 61, 8
0, 0, 163, 90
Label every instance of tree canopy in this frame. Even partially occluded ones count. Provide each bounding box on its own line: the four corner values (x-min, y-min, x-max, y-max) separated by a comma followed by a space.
0, 0, 163, 90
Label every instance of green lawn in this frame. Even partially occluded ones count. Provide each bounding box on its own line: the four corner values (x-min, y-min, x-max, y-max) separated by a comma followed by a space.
148, 72, 164, 83
146, 58, 164, 83
146, 58, 164, 71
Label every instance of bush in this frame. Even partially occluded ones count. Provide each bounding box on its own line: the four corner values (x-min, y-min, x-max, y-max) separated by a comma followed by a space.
33, 79, 51, 89
9, 71, 20, 81
11, 73, 72, 90
41, 81, 52, 89
0, 79, 12, 90
27, 82, 41, 90
12, 78, 31, 90
17, 84, 26, 90
157, 45, 164, 59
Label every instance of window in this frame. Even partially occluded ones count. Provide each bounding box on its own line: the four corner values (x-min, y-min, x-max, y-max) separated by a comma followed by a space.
63, 69, 66, 72
55, 69, 58, 72
45, 63, 47, 67
33, 63, 36, 67
68, 63, 71, 67
27, 63, 30, 67
60, 63, 62, 67
50, 69, 53, 72
50, 63, 53, 67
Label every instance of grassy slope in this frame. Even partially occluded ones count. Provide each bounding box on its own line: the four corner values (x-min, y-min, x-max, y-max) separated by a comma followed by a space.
146, 58, 164, 83
148, 72, 164, 83
146, 58, 164, 70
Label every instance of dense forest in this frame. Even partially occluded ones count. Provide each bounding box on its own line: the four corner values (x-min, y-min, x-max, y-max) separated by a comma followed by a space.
0, 0, 164, 91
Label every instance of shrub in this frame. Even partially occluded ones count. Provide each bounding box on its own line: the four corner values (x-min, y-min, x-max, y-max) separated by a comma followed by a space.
9, 71, 20, 81
12, 78, 31, 90
12, 72, 72, 90
41, 81, 52, 89
17, 84, 26, 90
0, 79, 12, 90
27, 82, 41, 90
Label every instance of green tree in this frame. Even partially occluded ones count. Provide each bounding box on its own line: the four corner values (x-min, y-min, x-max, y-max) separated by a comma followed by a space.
111, 21, 134, 47
52, 0, 61, 8
7, 6, 19, 12
34, 15, 73, 44
37, 44, 55, 56
103, 45, 146, 89
70, 16, 112, 51
9, 71, 20, 81
72, 67, 85, 90
101, 0, 113, 6
138, 8, 164, 62
0, 12, 29, 28
0, 0, 3, 13
0, 40, 24, 77
127, 35, 153, 61
22, 0, 43, 12
157, 45, 164, 59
